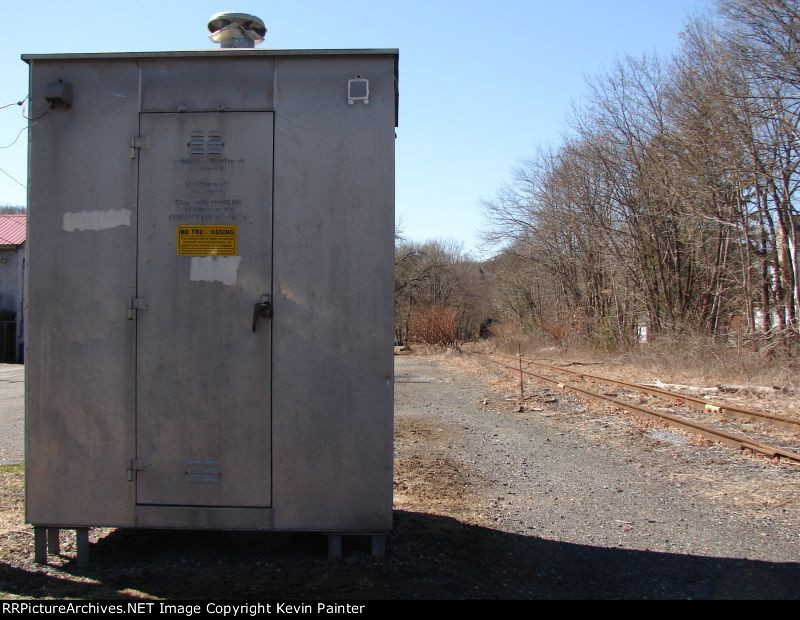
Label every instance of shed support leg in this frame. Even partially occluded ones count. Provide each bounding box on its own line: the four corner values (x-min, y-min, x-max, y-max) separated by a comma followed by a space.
371, 534, 386, 558
327, 534, 342, 560
75, 528, 90, 566
47, 528, 60, 556
33, 527, 47, 564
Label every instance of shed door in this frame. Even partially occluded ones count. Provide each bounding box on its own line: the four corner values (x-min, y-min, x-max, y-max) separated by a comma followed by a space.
135, 112, 273, 508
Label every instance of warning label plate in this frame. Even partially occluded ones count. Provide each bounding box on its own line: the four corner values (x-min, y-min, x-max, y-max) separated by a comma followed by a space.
176, 225, 237, 256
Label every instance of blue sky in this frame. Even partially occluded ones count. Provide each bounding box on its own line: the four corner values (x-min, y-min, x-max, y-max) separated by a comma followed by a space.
0, 0, 710, 255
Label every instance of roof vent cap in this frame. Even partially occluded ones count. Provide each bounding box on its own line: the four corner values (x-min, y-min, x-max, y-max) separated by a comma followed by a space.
208, 12, 266, 48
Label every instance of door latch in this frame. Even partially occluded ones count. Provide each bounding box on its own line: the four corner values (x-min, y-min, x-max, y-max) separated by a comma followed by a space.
252, 295, 273, 333
127, 297, 148, 320
129, 135, 150, 160
127, 458, 148, 482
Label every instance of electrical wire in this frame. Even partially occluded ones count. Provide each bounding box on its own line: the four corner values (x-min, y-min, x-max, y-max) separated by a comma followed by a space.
0, 95, 49, 150
0, 166, 26, 190
0, 95, 36, 189
0, 126, 27, 150
22, 107, 49, 122
0, 96, 28, 112
0, 95, 45, 190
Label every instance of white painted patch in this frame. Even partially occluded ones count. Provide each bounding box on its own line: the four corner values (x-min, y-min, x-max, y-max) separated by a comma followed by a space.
63, 209, 131, 232
190, 256, 242, 286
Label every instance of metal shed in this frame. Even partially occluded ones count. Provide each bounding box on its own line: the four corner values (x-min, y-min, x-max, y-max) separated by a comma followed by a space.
23, 34, 397, 563
0, 214, 26, 363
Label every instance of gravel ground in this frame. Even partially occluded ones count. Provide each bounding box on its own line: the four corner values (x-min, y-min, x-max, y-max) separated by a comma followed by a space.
394, 354, 800, 597
407, 354, 800, 548
0, 354, 798, 599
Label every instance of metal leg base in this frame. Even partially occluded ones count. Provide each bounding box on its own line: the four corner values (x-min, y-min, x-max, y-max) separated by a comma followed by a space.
371, 534, 386, 558
327, 534, 342, 560
76, 528, 90, 566
47, 528, 60, 556
34, 527, 47, 564
34, 526, 90, 565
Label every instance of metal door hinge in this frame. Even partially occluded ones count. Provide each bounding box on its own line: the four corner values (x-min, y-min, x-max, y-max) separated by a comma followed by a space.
129, 136, 150, 159
127, 297, 148, 320
127, 458, 148, 481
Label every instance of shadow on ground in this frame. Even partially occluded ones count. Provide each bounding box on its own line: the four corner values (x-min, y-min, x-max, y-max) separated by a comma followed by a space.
1, 510, 798, 599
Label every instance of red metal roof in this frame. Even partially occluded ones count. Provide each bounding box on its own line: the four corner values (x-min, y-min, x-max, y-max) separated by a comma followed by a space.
0, 214, 26, 246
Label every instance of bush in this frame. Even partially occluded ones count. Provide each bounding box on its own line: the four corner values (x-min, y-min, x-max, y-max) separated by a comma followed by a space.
408, 306, 459, 346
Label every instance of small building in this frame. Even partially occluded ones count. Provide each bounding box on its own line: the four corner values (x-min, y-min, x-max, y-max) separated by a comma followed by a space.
0, 213, 25, 363
24, 12, 396, 565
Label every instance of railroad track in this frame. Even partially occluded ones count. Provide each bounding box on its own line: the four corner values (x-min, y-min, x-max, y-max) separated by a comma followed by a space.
484, 353, 800, 464
492, 351, 800, 432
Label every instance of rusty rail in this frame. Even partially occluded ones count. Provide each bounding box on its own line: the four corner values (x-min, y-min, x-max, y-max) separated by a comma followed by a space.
485, 355, 800, 464
492, 351, 800, 432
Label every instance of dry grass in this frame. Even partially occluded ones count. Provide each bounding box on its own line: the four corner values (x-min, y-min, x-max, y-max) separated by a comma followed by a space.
459, 334, 800, 422
474, 326, 800, 390
394, 418, 478, 520
399, 342, 463, 358
615, 335, 800, 390
0, 464, 24, 537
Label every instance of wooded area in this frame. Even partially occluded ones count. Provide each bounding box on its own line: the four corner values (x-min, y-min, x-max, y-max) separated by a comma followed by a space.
397, 0, 800, 356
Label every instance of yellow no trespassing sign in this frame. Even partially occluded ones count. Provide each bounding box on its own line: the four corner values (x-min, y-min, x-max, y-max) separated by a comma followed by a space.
176, 225, 237, 256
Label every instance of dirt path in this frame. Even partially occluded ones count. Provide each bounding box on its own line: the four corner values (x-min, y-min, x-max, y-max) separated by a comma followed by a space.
0, 355, 798, 599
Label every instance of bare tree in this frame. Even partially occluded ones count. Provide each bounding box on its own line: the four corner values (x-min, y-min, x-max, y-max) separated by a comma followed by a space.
480, 1, 800, 351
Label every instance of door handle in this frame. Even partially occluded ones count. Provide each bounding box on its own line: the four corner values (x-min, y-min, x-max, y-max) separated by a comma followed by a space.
252, 295, 273, 333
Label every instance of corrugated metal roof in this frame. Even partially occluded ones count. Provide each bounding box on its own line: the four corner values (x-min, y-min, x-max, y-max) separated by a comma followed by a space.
0, 214, 26, 246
